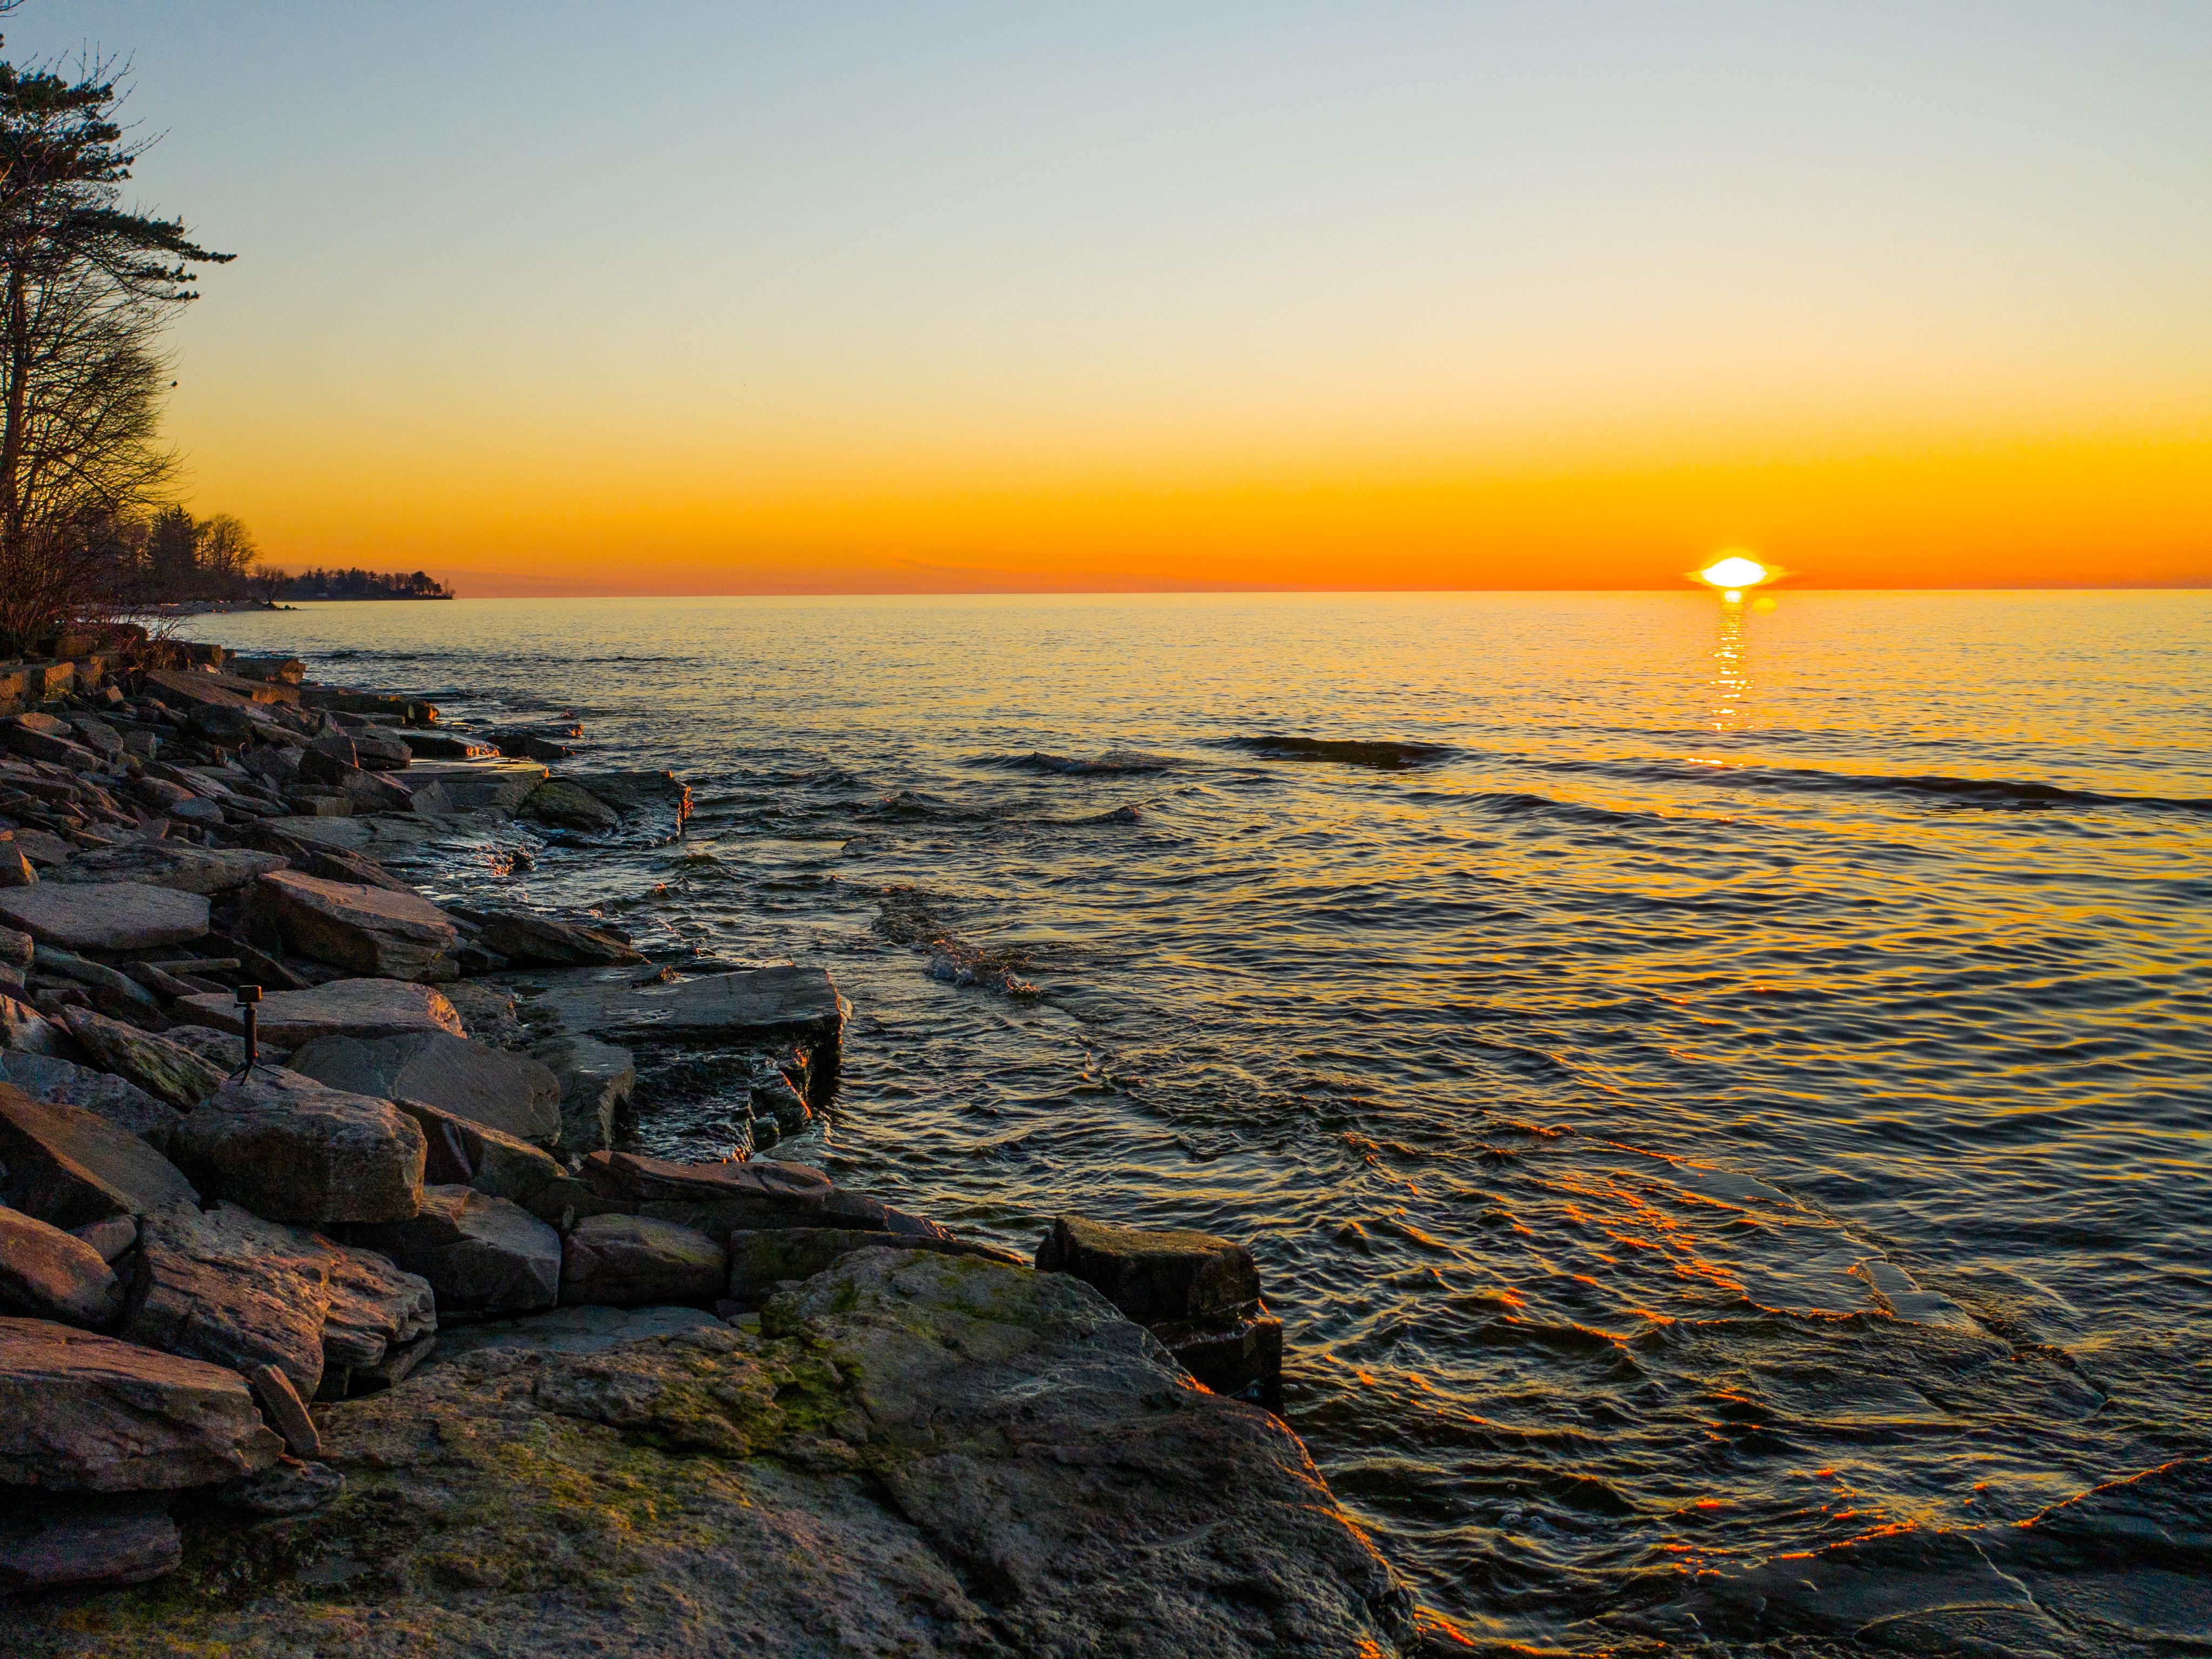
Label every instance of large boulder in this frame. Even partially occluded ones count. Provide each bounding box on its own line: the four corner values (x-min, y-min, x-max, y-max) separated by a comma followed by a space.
0, 880, 208, 953
122, 1202, 435, 1403
0, 1051, 181, 1148
350, 1186, 561, 1316
48, 844, 286, 895
249, 869, 459, 981
560, 1213, 726, 1307
58, 1007, 228, 1111
0, 1316, 283, 1491
527, 1034, 634, 1154
0, 1085, 198, 1229
0, 1251, 1415, 1653
286, 1031, 560, 1146
175, 977, 465, 1044
171, 1068, 426, 1226
0, 1204, 121, 1326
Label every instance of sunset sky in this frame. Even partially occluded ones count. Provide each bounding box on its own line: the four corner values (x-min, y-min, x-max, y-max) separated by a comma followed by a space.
18, 2, 2210, 593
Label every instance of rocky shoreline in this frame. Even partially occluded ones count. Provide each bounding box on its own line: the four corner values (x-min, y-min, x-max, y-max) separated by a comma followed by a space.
0, 645, 1434, 1655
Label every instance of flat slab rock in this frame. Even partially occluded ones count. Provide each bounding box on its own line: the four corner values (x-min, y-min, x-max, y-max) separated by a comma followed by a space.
252, 869, 459, 982
48, 844, 286, 895
288, 1030, 561, 1146
177, 978, 466, 1044
0, 1084, 199, 1230
0, 1251, 1415, 1655
0, 1051, 180, 1149
0, 1315, 283, 1492
522, 964, 847, 1047
0, 880, 209, 952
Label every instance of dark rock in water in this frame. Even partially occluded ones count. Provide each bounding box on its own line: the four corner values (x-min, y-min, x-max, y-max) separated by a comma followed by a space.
399, 731, 498, 760
0, 1051, 182, 1148
1227, 733, 1456, 770
59, 1007, 228, 1111
0, 879, 208, 953
0, 1083, 199, 1228
0, 1202, 122, 1326
520, 779, 618, 832
249, 868, 460, 982
724, 1226, 1021, 1306
561, 1212, 726, 1308
172, 1067, 426, 1226
0, 1315, 283, 1491
522, 965, 847, 1100
1037, 1214, 1283, 1408
491, 730, 572, 762
397, 758, 547, 814
350, 1185, 561, 1316
349, 730, 413, 772
1035, 1214, 1262, 1323
528, 1033, 635, 1154
0, 1503, 182, 1593
286, 1030, 561, 1147
175, 976, 465, 1043
477, 909, 643, 967
392, 1096, 566, 1210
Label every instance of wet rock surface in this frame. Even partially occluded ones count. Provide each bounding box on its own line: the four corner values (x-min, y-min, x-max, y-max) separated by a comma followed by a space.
0, 1252, 1415, 1656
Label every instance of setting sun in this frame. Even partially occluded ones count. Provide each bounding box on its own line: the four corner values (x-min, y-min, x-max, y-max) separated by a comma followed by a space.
1697, 555, 1772, 592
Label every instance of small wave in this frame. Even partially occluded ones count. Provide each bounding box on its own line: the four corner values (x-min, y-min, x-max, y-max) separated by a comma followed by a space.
977, 749, 1176, 777
1547, 755, 2212, 817
1224, 733, 1456, 770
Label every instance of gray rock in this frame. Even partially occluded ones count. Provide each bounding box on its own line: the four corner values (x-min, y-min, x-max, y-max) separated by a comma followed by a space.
0, 989, 63, 1055
0, 1083, 198, 1228
1035, 1213, 1262, 1323
176, 976, 466, 1044
0, 924, 31, 969
172, 1067, 426, 1226
562, 1213, 726, 1307
577, 1149, 841, 1234
0, 1505, 182, 1593
725, 1226, 1021, 1305
478, 909, 643, 967
249, 868, 459, 981
58, 1007, 228, 1111
0, 1315, 283, 1491
48, 843, 286, 895
0, 1203, 121, 1326
396, 759, 547, 814
220, 1456, 345, 1516
161, 1024, 263, 1071
560, 769, 691, 822
350, 1185, 562, 1315
393, 1095, 565, 1209
287, 1031, 560, 1146
0, 1051, 181, 1148
528, 1033, 635, 1154
527, 964, 847, 1051
70, 1215, 136, 1263
317, 1239, 438, 1389
0, 842, 32, 887
521, 778, 618, 831
0, 880, 209, 952
424, 1302, 721, 1366
62, 714, 124, 759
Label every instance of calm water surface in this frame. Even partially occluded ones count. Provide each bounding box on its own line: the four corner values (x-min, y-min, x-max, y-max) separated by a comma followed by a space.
183, 592, 2211, 1651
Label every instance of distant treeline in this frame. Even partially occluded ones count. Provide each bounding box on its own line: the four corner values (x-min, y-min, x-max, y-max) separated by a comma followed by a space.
276, 567, 453, 601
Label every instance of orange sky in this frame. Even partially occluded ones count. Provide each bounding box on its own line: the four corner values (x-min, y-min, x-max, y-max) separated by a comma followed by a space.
30, 3, 2212, 593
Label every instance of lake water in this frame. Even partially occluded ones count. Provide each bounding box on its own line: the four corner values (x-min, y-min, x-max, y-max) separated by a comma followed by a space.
180, 591, 2211, 1652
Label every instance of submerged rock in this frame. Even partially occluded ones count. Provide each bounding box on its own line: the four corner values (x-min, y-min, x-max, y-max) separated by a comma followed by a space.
0, 1250, 1413, 1654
